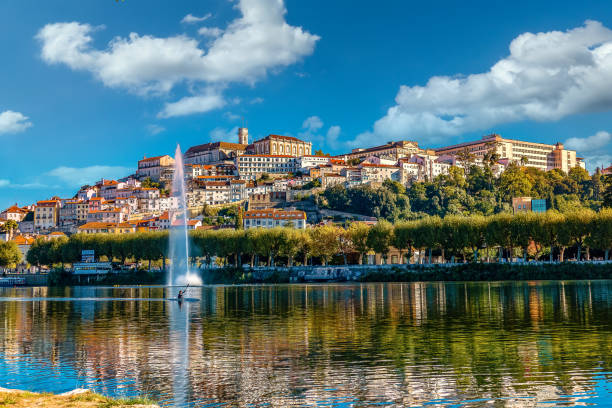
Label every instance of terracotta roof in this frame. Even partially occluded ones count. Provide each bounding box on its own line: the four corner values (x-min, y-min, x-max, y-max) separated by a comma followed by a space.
139, 155, 171, 163
185, 142, 247, 155
258, 134, 311, 143
3, 205, 27, 214
13, 235, 35, 245
48, 231, 67, 236
37, 200, 59, 206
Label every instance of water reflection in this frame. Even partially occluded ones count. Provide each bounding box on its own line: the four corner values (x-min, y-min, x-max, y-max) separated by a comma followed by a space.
0, 281, 612, 406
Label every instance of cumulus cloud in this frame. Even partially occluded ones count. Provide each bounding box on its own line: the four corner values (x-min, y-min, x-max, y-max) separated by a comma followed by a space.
224, 112, 242, 121
355, 20, 612, 147
198, 27, 223, 38
146, 124, 165, 135
298, 116, 342, 151
209, 126, 239, 142
37, 0, 319, 116
181, 13, 211, 24
565, 131, 611, 152
565, 131, 612, 172
158, 91, 226, 118
0, 110, 32, 134
0, 179, 49, 189
326, 125, 341, 149
47, 165, 131, 186
302, 115, 323, 132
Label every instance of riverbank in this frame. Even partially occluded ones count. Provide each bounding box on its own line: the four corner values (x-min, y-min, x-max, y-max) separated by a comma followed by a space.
35, 261, 612, 286
201, 261, 612, 284
0, 387, 157, 407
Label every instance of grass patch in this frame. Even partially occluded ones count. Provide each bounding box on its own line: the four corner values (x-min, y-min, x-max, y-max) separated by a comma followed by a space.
0, 393, 17, 406
99, 396, 156, 407
0, 391, 157, 407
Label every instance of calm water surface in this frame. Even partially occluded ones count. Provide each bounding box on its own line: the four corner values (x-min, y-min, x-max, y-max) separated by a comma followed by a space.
1, 281, 612, 407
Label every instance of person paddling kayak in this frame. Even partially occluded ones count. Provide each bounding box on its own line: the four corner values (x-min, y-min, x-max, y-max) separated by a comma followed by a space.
177, 290, 184, 301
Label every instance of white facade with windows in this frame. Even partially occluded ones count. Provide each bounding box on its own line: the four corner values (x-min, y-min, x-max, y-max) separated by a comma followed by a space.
236, 155, 297, 180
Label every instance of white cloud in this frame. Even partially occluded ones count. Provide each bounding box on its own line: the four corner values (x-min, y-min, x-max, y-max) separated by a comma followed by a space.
326, 125, 341, 149
47, 165, 131, 186
146, 124, 166, 135
158, 91, 226, 118
0, 179, 49, 189
209, 126, 239, 142
356, 20, 612, 147
302, 115, 323, 132
298, 116, 341, 151
565, 131, 612, 172
37, 0, 319, 115
181, 13, 211, 24
198, 27, 223, 38
224, 112, 242, 121
250, 97, 264, 104
0, 111, 32, 134
565, 131, 611, 153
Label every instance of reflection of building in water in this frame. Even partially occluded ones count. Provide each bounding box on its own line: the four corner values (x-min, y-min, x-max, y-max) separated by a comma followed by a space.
0, 282, 610, 406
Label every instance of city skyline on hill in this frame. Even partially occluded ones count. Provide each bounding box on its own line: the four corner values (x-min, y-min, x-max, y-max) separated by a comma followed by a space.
1, 0, 612, 208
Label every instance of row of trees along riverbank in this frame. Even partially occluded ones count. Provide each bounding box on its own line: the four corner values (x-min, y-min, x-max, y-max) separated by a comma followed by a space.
24, 208, 612, 269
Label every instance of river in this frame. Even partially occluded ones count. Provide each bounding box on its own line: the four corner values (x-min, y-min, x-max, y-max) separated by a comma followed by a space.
1, 281, 612, 407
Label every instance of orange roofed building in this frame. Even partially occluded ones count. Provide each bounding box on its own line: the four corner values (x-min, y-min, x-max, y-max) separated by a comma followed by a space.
34, 199, 60, 231
137, 154, 175, 181
243, 208, 306, 229
78, 222, 136, 234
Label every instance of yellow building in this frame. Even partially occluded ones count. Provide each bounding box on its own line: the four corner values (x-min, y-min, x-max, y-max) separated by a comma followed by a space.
252, 134, 312, 157
78, 222, 136, 234
136, 154, 175, 180
435, 134, 583, 172
34, 199, 60, 231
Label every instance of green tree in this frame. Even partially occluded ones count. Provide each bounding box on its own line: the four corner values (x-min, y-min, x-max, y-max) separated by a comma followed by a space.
309, 225, 340, 265
1, 220, 19, 240
366, 220, 393, 264
0, 241, 21, 267
347, 222, 370, 264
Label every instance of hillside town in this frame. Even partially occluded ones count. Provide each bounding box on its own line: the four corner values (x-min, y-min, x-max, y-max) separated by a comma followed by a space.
0, 128, 600, 265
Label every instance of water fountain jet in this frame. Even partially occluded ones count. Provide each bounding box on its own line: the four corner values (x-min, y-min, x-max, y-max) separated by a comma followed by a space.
167, 144, 202, 287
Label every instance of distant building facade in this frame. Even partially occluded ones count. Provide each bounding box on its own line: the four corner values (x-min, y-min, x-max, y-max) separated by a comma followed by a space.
252, 134, 312, 156
243, 208, 307, 229
435, 134, 583, 172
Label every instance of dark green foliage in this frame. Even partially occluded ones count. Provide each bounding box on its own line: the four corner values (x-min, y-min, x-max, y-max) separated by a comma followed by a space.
321, 164, 604, 220
360, 262, 612, 282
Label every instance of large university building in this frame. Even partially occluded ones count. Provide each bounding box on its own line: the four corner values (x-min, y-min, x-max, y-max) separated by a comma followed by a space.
434, 134, 584, 172
339, 140, 422, 161
252, 134, 312, 156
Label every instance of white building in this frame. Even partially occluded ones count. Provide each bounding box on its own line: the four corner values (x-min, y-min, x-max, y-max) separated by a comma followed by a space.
236, 155, 297, 180
295, 155, 331, 172
243, 208, 306, 229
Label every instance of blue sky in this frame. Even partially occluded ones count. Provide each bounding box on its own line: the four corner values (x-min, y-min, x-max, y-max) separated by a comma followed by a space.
1, 0, 612, 209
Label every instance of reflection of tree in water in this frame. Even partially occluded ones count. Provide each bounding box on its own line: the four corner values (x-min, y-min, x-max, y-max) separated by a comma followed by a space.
0, 282, 611, 406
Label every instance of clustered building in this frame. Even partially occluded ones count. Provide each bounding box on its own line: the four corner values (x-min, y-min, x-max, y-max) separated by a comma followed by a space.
0, 128, 590, 263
